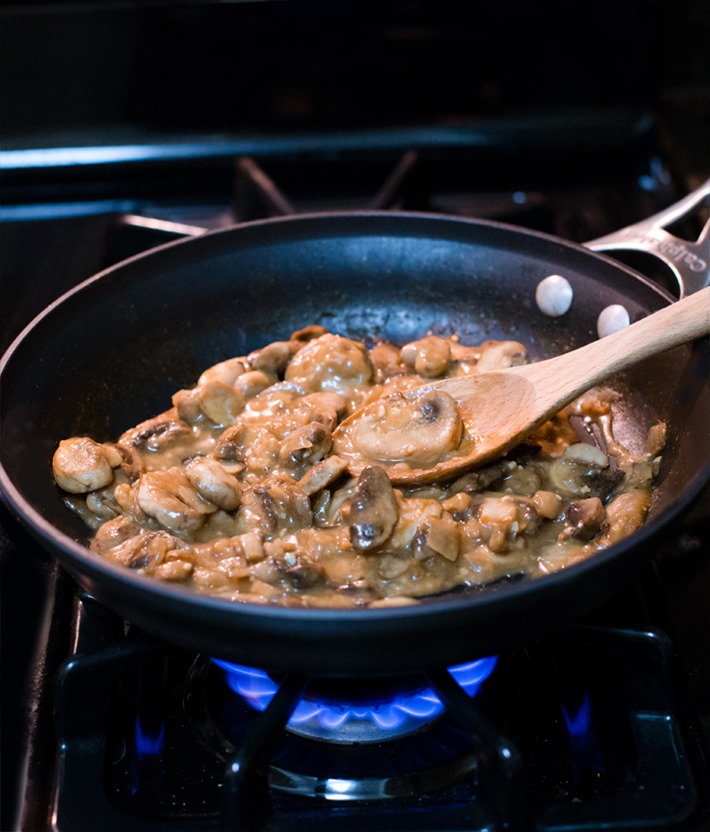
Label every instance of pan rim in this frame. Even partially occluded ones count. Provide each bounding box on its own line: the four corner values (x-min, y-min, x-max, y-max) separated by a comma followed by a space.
0, 207, 682, 370
1, 209, 708, 628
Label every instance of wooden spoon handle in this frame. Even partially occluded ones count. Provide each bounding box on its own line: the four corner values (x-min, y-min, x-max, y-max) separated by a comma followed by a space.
513, 286, 710, 416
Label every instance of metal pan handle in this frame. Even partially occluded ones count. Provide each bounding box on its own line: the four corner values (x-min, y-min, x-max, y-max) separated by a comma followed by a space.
586, 178, 710, 298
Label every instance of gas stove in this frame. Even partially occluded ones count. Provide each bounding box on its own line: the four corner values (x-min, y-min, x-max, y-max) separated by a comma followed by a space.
3, 146, 709, 832
2, 3, 709, 830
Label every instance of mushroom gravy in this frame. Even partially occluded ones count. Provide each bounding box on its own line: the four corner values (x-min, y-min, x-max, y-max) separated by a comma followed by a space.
52, 326, 665, 608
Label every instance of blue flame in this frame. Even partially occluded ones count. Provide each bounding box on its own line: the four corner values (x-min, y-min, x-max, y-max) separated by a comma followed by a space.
134, 717, 166, 756
561, 691, 606, 781
562, 692, 592, 738
213, 656, 497, 736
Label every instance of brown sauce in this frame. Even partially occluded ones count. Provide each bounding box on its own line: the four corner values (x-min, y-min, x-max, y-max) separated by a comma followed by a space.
52, 327, 664, 608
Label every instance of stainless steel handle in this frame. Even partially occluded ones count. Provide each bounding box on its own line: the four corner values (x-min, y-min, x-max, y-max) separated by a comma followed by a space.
586, 179, 710, 297
120, 214, 207, 237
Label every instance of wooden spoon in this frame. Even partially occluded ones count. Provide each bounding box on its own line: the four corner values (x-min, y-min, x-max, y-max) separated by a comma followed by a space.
332, 287, 710, 486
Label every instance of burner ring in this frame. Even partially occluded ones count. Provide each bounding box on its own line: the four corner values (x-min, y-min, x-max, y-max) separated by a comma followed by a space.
184, 655, 504, 801
212, 656, 498, 742
267, 752, 483, 802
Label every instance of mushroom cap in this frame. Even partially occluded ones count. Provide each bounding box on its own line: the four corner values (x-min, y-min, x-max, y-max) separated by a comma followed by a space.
338, 388, 464, 469
347, 466, 398, 551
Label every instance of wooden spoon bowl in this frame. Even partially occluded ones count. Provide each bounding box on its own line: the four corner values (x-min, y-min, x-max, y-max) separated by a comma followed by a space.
333, 287, 710, 485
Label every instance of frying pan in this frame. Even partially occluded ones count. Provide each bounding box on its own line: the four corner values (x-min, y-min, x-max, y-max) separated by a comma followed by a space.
1, 182, 709, 676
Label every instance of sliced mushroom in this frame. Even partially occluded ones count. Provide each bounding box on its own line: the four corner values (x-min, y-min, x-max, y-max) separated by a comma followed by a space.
55, 326, 662, 607
198, 381, 246, 425
90, 515, 143, 554
295, 391, 348, 430
110, 443, 144, 481
198, 355, 248, 387
562, 497, 607, 541
281, 549, 325, 589
449, 341, 482, 364
53, 437, 118, 494
214, 421, 284, 476
248, 340, 293, 375
233, 370, 278, 398
477, 495, 541, 554
400, 335, 451, 378
152, 559, 194, 582
476, 340, 527, 372
298, 455, 349, 496
369, 341, 407, 380
137, 468, 216, 534
173, 381, 245, 427
598, 490, 650, 547
213, 424, 248, 463
172, 387, 203, 423
346, 466, 398, 551
441, 491, 474, 521
85, 488, 121, 521
184, 457, 243, 511
377, 553, 410, 579
499, 462, 542, 497
290, 324, 329, 343
239, 476, 313, 536
120, 415, 191, 454
278, 423, 333, 468
563, 442, 609, 468
97, 528, 180, 571
548, 442, 624, 499
84, 449, 141, 521
348, 388, 463, 468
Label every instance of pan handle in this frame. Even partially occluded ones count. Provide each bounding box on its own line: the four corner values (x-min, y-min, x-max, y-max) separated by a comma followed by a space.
585, 179, 710, 298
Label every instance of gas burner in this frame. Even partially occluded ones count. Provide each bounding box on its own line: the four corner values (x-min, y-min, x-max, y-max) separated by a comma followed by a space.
181, 654, 512, 803
14, 592, 695, 831
212, 656, 498, 742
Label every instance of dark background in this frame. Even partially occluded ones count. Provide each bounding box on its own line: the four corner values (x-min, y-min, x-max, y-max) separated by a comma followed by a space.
1, 1, 708, 173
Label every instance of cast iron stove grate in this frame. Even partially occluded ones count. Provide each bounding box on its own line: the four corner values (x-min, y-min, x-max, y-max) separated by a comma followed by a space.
46, 591, 698, 831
